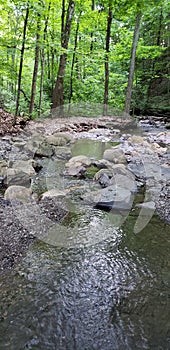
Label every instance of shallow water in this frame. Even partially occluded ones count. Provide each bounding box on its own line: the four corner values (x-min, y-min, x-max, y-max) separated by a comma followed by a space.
0, 137, 170, 350
0, 203, 170, 349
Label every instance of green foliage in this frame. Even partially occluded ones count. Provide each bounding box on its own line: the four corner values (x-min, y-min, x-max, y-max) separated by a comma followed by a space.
0, 0, 169, 116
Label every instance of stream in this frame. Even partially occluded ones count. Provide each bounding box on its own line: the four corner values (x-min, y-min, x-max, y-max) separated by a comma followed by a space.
0, 135, 170, 349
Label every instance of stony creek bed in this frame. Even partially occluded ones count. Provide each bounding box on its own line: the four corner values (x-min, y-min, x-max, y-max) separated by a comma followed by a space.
0, 115, 170, 349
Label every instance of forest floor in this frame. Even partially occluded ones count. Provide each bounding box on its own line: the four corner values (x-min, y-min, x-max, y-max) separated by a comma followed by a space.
0, 109, 25, 136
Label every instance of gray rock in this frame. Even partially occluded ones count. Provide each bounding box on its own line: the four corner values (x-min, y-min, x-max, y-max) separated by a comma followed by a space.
64, 165, 86, 177
4, 185, 32, 202
65, 155, 92, 168
103, 148, 126, 164
41, 189, 66, 200
94, 165, 136, 192
4, 168, 31, 187
82, 185, 133, 210
53, 146, 72, 160
0, 160, 8, 178
10, 160, 36, 176
35, 142, 54, 157
46, 135, 67, 146
52, 132, 73, 143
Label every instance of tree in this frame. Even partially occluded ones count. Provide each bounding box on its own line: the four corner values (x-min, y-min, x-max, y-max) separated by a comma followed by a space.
29, 6, 41, 116
124, 11, 142, 115
51, 0, 75, 113
103, 0, 112, 116
38, 1, 51, 116
14, 2, 29, 123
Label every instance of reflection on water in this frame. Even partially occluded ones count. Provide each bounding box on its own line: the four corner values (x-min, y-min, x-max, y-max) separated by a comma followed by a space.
0, 207, 170, 350
71, 139, 112, 159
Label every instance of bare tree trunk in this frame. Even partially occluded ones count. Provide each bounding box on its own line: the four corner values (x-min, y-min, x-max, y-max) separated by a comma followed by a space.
68, 11, 81, 110
90, 0, 95, 52
103, 1, 112, 116
124, 12, 142, 115
14, 3, 29, 124
29, 12, 41, 116
51, 0, 75, 113
38, 1, 51, 116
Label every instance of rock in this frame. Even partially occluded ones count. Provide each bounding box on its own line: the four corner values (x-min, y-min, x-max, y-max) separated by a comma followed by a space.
94, 164, 136, 191
41, 189, 66, 200
46, 135, 67, 146
129, 135, 145, 144
65, 155, 92, 168
94, 168, 114, 182
103, 148, 126, 164
26, 133, 46, 153
0, 160, 8, 177
53, 146, 72, 160
4, 168, 31, 187
4, 185, 32, 202
35, 142, 54, 157
9, 160, 36, 176
82, 185, 133, 210
52, 132, 73, 143
64, 165, 86, 177
165, 123, 170, 129
93, 159, 111, 169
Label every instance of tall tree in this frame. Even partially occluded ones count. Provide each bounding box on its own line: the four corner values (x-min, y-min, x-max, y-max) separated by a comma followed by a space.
29, 7, 41, 116
14, 2, 29, 124
124, 11, 142, 114
103, 0, 112, 116
68, 10, 82, 108
38, 1, 51, 116
51, 0, 75, 113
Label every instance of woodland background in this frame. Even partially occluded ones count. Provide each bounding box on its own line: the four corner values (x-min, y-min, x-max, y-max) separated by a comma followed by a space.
0, 0, 169, 121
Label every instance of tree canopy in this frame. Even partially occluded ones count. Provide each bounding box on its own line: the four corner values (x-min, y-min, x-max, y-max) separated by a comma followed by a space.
0, 0, 169, 119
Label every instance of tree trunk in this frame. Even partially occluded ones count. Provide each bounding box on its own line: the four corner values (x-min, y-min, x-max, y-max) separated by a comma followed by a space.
51, 0, 75, 113
14, 3, 29, 124
68, 11, 81, 110
103, 2, 112, 116
29, 12, 41, 116
38, 1, 51, 116
90, 0, 95, 52
124, 12, 142, 115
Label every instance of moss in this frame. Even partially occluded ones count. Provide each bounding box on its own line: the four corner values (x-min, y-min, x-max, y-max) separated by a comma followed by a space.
109, 141, 121, 147
84, 165, 99, 179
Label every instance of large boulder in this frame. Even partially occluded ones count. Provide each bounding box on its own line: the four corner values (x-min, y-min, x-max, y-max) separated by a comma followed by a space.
94, 164, 136, 192
82, 185, 133, 211
4, 185, 32, 202
103, 147, 126, 164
